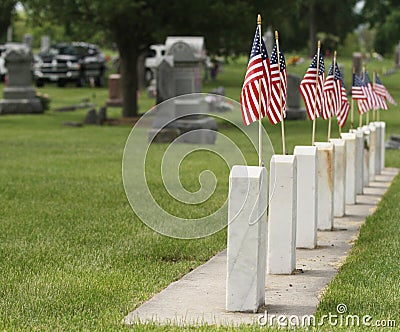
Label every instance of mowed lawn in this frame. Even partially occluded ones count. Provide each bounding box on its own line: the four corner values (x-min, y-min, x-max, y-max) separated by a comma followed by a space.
0, 54, 400, 330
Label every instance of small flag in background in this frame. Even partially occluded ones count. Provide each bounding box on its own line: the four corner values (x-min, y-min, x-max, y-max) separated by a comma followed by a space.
267, 44, 287, 124
323, 62, 341, 119
240, 27, 271, 126
337, 70, 350, 127
351, 73, 369, 114
299, 51, 325, 120
364, 71, 379, 110
375, 74, 397, 106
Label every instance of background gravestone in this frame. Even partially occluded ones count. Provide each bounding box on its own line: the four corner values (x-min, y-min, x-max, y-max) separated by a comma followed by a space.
263, 27, 274, 57
151, 37, 217, 144
106, 74, 123, 107
40, 35, 50, 53
23, 34, 33, 49
395, 42, 400, 68
286, 74, 306, 120
353, 52, 362, 75
0, 43, 43, 114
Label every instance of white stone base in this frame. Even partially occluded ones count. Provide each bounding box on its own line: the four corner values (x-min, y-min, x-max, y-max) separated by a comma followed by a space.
350, 129, 364, 195
362, 126, 370, 188
341, 133, 357, 205
330, 139, 346, 218
226, 166, 267, 312
374, 122, 382, 175
314, 142, 334, 230
294, 146, 318, 249
267, 155, 297, 274
375, 121, 385, 172
369, 123, 376, 182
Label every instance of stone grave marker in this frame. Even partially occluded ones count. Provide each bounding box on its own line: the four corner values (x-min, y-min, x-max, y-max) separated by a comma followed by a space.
353, 52, 362, 75
106, 74, 123, 107
40, 35, 50, 53
0, 43, 42, 114
151, 37, 217, 144
286, 74, 306, 120
23, 34, 33, 49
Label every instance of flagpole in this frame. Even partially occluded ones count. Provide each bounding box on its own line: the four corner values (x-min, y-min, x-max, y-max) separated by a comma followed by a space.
360, 65, 366, 128
350, 67, 355, 129
373, 71, 377, 122
350, 98, 354, 130
275, 30, 286, 154
362, 65, 370, 126
327, 51, 337, 141
312, 40, 321, 146
257, 14, 263, 167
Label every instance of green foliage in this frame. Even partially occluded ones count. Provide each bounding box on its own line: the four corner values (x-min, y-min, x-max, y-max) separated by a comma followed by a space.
338, 33, 361, 57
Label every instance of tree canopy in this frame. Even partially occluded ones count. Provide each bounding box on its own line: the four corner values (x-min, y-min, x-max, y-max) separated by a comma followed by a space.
14, 0, 366, 115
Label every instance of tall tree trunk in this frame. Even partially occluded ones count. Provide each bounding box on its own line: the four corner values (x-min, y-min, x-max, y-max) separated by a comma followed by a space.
309, 3, 317, 56
117, 42, 139, 118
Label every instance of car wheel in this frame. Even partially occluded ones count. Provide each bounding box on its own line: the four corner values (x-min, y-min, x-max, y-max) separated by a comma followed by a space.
57, 80, 66, 87
95, 74, 105, 87
76, 75, 85, 87
35, 79, 44, 87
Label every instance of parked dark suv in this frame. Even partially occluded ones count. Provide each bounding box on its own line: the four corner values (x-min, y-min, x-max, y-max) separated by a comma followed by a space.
33, 42, 106, 87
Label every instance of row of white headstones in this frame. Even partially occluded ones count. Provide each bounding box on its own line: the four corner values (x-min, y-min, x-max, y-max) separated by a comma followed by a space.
226, 121, 386, 312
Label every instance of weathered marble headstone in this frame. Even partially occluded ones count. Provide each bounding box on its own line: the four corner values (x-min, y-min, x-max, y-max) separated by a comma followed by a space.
350, 129, 364, 195
267, 155, 297, 274
374, 122, 382, 175
341, 133, 357, 204
106, 74, 123, 107
330, 139, 346, 218
0, 44, 42, 114
369, 123, 376, 182
314, 142, 334, 230
226, 166, 267, 312
286, 74, 306, 120
294, 146, 318, 249
362, 126, 370, 188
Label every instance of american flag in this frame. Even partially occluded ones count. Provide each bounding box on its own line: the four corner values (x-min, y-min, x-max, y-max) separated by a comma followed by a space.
240, 27, 271, 126
299, 51, 325, 120
364, 72, 379, 110
351, 73, 367, 100
352, 73, 369, 114
323, 62, 341, 119
337, 71, 350, 127
375, 74, 397, 106
267, 44, 287, 124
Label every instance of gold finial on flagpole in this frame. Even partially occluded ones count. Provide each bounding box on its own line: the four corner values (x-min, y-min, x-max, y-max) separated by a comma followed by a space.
257, 14, 261, 25
275, 30, 279, 40
318, 40, 321, 48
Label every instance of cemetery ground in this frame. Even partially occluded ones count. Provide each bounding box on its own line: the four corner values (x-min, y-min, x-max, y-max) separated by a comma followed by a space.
1, 55, 400, 330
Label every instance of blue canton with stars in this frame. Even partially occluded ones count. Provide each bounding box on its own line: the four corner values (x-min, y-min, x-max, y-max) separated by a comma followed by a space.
310, 52, 325, 75
249, 27, 268, 61
270, 45, 286, 70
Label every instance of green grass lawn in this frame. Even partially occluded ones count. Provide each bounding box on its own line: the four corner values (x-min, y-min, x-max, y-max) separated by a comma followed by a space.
0, 53, 400, 330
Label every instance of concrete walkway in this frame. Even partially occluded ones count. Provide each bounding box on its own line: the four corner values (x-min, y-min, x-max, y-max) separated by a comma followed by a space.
124, 168, 398, 327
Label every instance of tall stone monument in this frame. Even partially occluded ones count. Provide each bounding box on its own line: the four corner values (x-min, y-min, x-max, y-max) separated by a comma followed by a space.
286, 74, 306, 120
0, 43, 43, 114
151, 36, 217, 144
